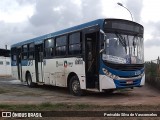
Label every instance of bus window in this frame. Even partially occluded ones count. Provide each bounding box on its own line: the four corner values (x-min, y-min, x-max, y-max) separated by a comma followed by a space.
22, 44, 28, 59
56, 35, 67, 56
23, 45, 28, 52
28, 43, 35, 59
22, 52, 28, 59
29, 43, 35, 51
44, 38, 54, 58
12, 55, 17, 61
69, 32, 82, 55
28, 52, 34, 59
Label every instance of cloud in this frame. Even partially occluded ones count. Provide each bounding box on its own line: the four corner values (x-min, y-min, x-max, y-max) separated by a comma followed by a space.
144, 21, 160, 48
0, 0, 147, 50
126, 0, 143, 22
0, 0, 104, 48
145, 38, 160, 48
0, 21, 35, 48
28, 0, 103, 35
16, 0, 35, 5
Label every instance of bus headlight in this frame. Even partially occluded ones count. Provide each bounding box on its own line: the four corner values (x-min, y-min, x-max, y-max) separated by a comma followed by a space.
141, 72, 145, 77
102, 68, 119, 79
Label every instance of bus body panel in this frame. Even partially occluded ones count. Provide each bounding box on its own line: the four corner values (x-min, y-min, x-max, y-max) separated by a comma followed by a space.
99, 75, 116, 92
12, 66, 19, 79
64, 57, 86, 89
140, 74, 145, 85
18, 60, 36, 83
43, 57, 86, 89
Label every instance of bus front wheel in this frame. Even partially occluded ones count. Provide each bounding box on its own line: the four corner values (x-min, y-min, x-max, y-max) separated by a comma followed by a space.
26, 73, 36, 88
69, 76, 83, 96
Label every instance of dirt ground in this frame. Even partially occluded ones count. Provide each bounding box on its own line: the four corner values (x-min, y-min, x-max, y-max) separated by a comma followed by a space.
0, 76, 159, 106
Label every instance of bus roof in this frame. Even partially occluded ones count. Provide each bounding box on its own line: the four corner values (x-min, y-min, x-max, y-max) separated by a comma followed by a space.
11, 19, 105, 48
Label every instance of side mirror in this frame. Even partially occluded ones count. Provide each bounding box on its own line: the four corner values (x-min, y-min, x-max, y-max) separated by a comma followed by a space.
99, 29, 106, 54
99, 49, 105, 54
100, 29, 106, 41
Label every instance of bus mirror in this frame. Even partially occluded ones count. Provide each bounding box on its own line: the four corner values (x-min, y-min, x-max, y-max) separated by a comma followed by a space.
100, 29, 105, 34
100, 29, 106, 54
100, 39, 107, 54
99, 49, 105, 54
100, 29, 106, 41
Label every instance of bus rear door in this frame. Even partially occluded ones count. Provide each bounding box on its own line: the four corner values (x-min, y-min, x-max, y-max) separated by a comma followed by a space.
17, 47, 22, 81
35, 44, 44, 83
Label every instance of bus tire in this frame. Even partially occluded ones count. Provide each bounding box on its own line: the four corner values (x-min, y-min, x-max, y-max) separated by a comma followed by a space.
69, 76, 83, 96
26, 73, 36, 88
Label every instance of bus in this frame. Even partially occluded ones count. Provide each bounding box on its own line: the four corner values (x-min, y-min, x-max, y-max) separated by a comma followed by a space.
11, 18, 145, 96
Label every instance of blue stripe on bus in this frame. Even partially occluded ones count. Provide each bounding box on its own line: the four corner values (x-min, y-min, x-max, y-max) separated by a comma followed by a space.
11, 60, 32, 66
113, 79, 141, 88
99, 59, 144, 77
21, 60, 29, 66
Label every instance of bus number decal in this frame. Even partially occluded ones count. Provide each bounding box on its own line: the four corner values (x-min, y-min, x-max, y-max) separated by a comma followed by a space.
27, 60, 33, 66
75, 58, 83, 65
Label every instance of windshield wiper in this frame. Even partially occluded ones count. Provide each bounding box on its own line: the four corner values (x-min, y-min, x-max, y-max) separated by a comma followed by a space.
115, 33, 127, 53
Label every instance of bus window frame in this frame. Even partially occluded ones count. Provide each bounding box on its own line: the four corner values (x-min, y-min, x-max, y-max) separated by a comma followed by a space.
28, 43, 35, 60
44, 38, 55, 59
22, 44, 28, 60
11, 47, 17, 61
55, 35, 67, 57
68, 31, 82, 56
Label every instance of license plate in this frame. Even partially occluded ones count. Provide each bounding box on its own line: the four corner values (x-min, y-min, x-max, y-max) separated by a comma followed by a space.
126, 80, 133, 84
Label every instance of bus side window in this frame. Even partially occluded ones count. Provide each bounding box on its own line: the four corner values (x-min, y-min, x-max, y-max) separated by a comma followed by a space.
55, 35, 67, 56
12, 55, 17, 61
28, 43, 35, 59
44, 38, 54, 58
11, 47, 17, 61
69, 32, 82, 55
22, 45, 28, 60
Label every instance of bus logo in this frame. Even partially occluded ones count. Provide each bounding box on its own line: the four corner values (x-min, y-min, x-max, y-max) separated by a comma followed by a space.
2, 112, 11, 117
64, 61, 67, 68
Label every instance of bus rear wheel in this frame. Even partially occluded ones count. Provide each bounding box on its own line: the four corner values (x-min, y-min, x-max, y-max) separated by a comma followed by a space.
69, 76, 83, 96
26, 73, 36, 88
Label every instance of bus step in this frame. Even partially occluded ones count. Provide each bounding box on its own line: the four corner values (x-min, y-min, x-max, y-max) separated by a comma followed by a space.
37, 82, 45, 85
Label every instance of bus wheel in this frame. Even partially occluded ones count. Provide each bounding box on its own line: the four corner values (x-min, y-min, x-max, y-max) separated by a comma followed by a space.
26, 73, 35, 88
69, 76, 83, 96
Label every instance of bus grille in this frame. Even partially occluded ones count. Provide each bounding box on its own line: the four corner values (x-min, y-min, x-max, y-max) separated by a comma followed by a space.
104, 62, 144, 71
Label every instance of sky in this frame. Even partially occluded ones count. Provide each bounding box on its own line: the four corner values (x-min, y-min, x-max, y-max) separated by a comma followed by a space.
0, 0, 159, 61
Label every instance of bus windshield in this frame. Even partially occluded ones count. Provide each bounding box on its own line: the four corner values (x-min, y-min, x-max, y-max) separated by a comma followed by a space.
102, 33, 144, 64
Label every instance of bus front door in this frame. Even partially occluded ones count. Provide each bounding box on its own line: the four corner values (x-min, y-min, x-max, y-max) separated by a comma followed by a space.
85, 32, 99, 88
35, 44, 44, 83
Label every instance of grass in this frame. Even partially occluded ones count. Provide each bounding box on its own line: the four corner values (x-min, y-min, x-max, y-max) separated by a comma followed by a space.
0, 103, 159, 120
0, 102, 160, 111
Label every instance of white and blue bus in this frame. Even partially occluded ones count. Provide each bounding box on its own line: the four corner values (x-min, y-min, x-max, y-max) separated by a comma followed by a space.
11, 19, 145, 96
